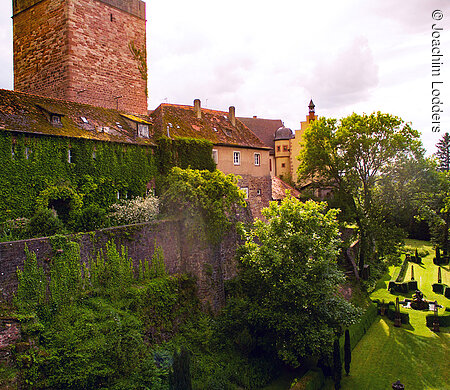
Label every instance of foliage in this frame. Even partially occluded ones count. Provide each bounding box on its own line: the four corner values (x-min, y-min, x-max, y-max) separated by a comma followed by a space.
73, 203, 108, 232
435, 132, 450, 172
26, 208, 65, 238
227, 196, 359, 367
156, 137, 216, 176
14, 245, 46, 314
162, 167, 246, 244
0, 133, 156, 223
109, 195, 160, 225
13, 238, 199, 390
169, 347, 192, 390
129, 41, 148, 97
298, 112, 423, 272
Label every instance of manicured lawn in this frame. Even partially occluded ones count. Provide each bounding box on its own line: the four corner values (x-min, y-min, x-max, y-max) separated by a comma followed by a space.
341, 240, 450, 390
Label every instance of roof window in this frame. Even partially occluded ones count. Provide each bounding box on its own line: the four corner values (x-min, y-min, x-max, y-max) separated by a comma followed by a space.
81, 116, 88, 124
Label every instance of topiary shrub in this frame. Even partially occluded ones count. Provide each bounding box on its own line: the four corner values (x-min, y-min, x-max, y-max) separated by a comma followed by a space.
407, 281, 418, 291
432, 283, 445, 294
26, 208, 65, 238
426, 312, 450, 327
445, 287, 450, 299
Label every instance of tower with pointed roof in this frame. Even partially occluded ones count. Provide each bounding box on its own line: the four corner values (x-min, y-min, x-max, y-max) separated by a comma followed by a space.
12, 0, 148, 115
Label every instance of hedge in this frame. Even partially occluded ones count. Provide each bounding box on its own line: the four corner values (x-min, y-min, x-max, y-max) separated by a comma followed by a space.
346, 302, 378, 350
426, 311, 450, 327
432, 283, 446, 294
433, 256, 450, 266
388, 280, 417, 294
291, 369, 324, 390
446, 287, 450, 299
384, 302, 410, 324
394, 256, 409, 283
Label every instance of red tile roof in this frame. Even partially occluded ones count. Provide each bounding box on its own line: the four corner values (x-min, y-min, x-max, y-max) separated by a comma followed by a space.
0, 89, 155, 145
238, 117, 283, 153
271, 176, 301, 201
151, 103, 269, 150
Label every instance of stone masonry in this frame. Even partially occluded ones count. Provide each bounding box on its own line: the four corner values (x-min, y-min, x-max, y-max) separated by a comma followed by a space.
13, 0, 148, 115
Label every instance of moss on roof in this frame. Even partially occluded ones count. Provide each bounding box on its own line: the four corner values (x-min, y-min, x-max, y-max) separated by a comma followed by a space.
150, 103, 269, 149
0, 89, 155, 146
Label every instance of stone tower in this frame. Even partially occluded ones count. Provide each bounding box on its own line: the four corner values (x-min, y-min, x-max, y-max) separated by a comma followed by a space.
12, 0, 148, 114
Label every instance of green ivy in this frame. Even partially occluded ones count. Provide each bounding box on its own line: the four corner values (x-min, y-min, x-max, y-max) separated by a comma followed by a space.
155, 137, 215, 175
0, 132, 157, 223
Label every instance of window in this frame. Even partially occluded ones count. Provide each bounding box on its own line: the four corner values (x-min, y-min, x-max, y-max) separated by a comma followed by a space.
51, 115, 62, 125
283, 145, 289, 152
11, 145, 16, 159
68, 149, 73, 164
240, 187, 249, 199
138, 123, 149, 138
281, 163, 286, 168
277, 145, 281, 152
254, 153, 260, 166
92, 150, 97, 160
25, 147, 32, 160
256, 189, 262, 196
212, 149, 218, 164
233, 151, 241, 165
269, 158, 272, 171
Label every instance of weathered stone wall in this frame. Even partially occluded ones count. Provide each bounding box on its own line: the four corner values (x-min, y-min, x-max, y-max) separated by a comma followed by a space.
238, 174, 272, 220
0, 218, 244, 309
13, 0, 69, 100
13, 0, 148, 115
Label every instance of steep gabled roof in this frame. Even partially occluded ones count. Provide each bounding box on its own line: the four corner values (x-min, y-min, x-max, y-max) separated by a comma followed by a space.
150, 103, 269, 150
238, 117, 283, 152
0, 89, 155, 145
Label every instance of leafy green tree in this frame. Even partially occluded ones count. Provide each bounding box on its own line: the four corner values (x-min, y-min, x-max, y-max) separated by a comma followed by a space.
436, 132, 450, 172
298, 112, 423, 273
227, 196, 359, 367
169, 347, 192, 390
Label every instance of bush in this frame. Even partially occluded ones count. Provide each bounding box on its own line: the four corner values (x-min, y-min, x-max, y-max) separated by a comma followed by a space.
110, 195, 159, 225
26, 208, 65, 237
394, 256, 409, 282
73, 204, 108, 232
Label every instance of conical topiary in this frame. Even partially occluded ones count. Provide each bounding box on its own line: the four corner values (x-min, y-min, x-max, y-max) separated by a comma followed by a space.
344, 329, 351, 376
333, 338, 342, 389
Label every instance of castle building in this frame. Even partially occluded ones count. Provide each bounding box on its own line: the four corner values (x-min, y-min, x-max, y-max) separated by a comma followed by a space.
240, 100, 317, 184
12, 0, 148, 115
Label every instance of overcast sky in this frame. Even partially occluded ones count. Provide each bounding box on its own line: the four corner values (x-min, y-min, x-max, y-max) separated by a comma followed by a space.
1, 0, 449, 154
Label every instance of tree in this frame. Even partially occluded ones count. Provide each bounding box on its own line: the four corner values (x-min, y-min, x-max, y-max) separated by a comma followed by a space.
298, 112, 423, 274
226, 196, 359, 367
344, 329, 351, 376
333, 338, 342, 389
436, 132, 450, 172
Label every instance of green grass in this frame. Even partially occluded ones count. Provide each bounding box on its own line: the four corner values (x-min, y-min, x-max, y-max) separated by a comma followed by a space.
340, 240, 450, 390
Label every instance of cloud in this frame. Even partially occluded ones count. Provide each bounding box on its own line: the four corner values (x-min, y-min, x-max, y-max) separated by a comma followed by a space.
303, 37, 379, 109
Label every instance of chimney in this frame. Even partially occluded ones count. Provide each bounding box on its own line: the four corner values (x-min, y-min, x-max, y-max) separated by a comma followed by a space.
194, 99, 201, 119
229, 106, 236, 127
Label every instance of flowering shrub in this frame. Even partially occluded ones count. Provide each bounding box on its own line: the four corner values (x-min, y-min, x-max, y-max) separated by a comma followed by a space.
110, 195, 159, 225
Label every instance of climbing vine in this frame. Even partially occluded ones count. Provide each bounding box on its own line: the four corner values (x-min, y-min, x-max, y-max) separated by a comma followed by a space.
129, 41, 148, 97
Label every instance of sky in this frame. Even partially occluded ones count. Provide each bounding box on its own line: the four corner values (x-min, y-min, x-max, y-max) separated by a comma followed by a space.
0, 0, 449, 155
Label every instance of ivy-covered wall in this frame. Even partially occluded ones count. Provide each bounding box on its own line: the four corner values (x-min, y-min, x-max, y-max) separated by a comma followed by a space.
156, 136, 215, 175
0, 132, 216, 223
0, 132, 157, 222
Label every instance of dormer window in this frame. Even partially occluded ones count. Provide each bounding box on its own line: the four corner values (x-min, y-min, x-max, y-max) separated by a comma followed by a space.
138, 123, 149, 138
51, 115, 62, 126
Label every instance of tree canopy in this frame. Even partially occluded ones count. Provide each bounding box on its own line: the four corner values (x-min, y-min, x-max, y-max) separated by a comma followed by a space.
224, 196, 359, 367
435, 132, 450, 172
298, 112, 423, 273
